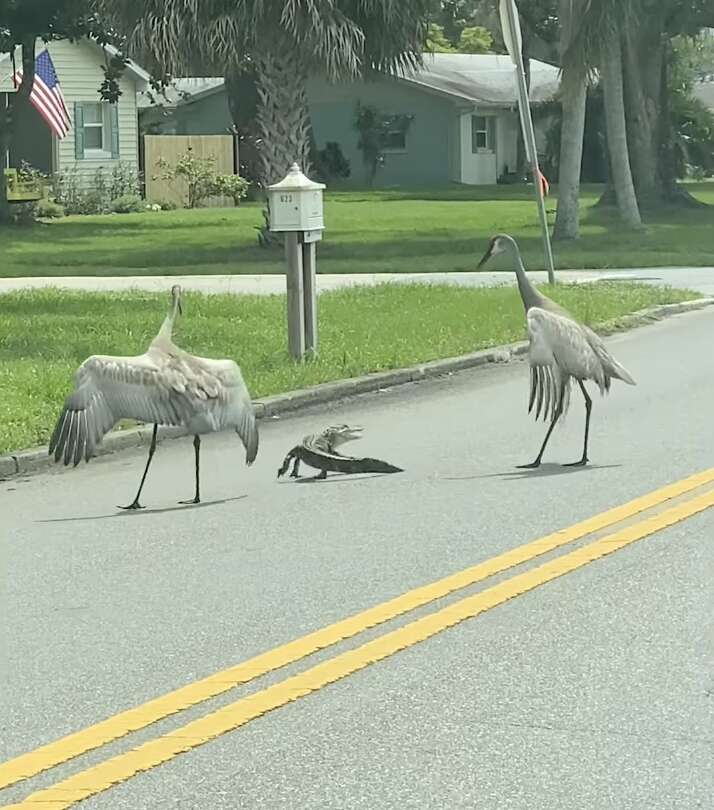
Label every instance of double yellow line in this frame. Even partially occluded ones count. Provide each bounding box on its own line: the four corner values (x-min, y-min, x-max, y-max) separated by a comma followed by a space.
3, 467, 714, 808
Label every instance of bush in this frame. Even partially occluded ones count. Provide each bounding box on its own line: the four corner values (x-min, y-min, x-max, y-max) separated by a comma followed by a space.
210, 173, 250, 206
313, 141, 351, 183
9, 201, 37, 225
154, 147, 250, 208
35, 199, 65, 218
52, 163, 143, 215
111, 194, 144, 213
156, 198, 178, 210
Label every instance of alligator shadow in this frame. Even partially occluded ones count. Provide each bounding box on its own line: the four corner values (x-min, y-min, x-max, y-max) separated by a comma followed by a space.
36, 495, 248, 523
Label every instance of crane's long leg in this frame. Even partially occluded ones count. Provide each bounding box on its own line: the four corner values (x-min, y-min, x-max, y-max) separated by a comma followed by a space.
518, 390, 564, 470
180, 435, 201, 505
119, 424, 158, 510
563, 379, 592, 467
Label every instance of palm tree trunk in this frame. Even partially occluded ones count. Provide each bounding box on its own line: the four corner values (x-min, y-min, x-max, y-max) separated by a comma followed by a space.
601, 34, 642, 229
553, 77, 587, 240
253, 51, 313, 186
553, 0, 588, 241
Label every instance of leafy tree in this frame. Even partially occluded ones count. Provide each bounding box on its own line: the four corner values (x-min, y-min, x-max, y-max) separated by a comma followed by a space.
457, 26, 492, 53
0, 0, 130, 222
426, 23, 456, 52
103, 1, 432, 186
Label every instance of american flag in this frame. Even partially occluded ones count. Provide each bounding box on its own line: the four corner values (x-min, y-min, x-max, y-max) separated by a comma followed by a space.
13, 49, 71, 139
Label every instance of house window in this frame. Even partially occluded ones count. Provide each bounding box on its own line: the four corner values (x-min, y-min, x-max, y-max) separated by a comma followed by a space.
382, 127, 407, 152
471, 115, 495, 152
380, 113, 413, 153
75, 101, 119, 160
83, 103, 109, 152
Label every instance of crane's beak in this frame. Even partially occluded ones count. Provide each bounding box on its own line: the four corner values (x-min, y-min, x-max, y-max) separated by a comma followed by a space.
477, 244, 493, 269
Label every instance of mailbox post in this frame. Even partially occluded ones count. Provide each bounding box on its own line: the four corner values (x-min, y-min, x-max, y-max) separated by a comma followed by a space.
267, 163, 325, 360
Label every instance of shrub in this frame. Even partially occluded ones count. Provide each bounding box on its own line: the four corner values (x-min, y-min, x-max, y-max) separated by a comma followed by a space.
9, 201, 37, 225
154, 147, 250, 208
154, 148, 218, 208
210, 173, 250, 206
313, 141, 351, 183
52, 163, 144, 215
111, 194, 144, 213
35, 199, 65, 218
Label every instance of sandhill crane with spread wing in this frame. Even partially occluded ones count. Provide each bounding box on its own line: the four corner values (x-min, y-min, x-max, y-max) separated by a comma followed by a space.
49, 285, 258, 508
478, 234, 636, 468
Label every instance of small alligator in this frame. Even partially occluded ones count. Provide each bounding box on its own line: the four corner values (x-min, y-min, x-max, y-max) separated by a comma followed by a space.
277, 424, 403, 480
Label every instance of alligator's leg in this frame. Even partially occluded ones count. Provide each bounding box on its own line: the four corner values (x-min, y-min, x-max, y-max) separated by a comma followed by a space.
312, 469, 328, 480
290, 457, 301, 478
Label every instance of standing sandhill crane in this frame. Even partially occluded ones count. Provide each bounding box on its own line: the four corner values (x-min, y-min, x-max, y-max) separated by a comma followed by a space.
477, 234, 636, 468
49, 285, 258, 508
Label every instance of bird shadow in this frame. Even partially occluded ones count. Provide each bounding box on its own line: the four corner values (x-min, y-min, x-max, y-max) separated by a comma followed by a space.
36, 495, 248, 524
443, 463, 623, 482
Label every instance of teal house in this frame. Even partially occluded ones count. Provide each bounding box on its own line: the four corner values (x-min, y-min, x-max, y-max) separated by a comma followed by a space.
139, 54, 560, 187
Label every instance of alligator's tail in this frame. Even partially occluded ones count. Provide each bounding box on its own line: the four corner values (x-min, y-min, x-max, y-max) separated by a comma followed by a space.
277, 447, 298, 478
297, 446, 403, 475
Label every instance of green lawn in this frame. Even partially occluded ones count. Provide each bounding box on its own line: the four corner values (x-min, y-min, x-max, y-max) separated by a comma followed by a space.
1, 183, 713, 278
0, 281, 698, 455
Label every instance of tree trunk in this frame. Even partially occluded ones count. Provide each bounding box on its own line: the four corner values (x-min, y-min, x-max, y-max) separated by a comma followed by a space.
253, 50, 313, 186
553, 0, 588, 241
601, 35, 642, 229
622, 22, 662, 207
0, 96, 11, 224
0, 37, 36, 224
621, 10, 703, 208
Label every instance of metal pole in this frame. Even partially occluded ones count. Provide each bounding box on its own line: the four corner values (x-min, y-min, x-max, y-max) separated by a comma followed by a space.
285, 232, 305, 359
301, 237, 318, 357
503, 1, 556, 284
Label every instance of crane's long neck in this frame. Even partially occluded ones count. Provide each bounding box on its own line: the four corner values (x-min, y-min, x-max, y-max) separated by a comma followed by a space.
509, 241, 544, 312
156, 290, 181, 342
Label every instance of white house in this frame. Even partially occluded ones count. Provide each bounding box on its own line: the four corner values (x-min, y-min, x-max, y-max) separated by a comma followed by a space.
0, 39, 149, 179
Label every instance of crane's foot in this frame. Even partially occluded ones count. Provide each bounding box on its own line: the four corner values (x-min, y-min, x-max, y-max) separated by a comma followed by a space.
178, 496, 201, 505
563, 457, 588, 468
516, 460, 542, 469
118, 501, 145, 510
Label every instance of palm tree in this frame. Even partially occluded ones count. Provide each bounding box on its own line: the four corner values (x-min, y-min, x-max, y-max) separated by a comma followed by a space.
553, 0, 589, 241
563, 0, 643, 229
102, 1, 432, 185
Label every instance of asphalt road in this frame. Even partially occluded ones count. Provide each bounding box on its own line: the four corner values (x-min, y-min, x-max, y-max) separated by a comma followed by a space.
1, 307, 713, 809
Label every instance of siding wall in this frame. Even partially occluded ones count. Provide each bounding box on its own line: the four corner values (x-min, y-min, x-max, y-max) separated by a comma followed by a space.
307, 75, 457, 186
48, 40, 140, 178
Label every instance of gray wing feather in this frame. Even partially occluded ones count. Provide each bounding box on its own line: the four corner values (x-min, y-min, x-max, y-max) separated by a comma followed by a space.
184, 356, 259, 465
49, 353, 192, 467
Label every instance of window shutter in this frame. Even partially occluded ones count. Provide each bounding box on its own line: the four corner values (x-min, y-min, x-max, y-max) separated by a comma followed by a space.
74, 103, 85, 160
109, 104, 120, 158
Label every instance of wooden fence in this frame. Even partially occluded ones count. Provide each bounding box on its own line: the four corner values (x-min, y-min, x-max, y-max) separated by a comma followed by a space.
142, 134, 238, 208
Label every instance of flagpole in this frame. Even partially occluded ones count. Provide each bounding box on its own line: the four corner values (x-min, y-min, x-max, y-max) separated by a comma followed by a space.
500, 0, 556, 284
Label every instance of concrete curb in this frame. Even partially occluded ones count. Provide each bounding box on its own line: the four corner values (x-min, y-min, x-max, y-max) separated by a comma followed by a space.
2, 296, 713, 480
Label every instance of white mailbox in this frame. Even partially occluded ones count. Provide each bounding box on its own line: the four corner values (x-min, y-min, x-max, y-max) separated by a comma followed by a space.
267, 162, 325, 233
